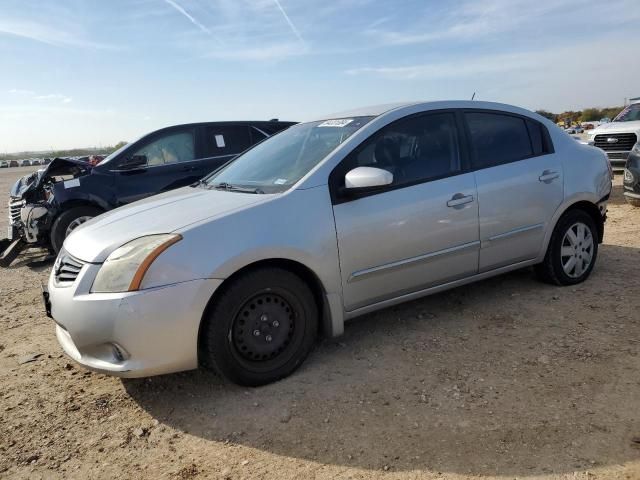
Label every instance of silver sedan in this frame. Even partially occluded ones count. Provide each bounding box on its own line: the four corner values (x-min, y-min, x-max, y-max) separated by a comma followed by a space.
46, 101, 612, 386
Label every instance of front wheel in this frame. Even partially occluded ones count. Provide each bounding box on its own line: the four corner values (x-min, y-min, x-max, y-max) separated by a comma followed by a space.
535, 209, 598, 286
50, 206, 102, 253
201, 267, 318, 386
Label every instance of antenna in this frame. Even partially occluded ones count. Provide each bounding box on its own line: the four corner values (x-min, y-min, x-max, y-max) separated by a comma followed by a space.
471, 92, 476, 100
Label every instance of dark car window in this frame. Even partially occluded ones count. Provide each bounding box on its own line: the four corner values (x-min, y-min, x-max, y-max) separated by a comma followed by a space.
250, 126, 269, 144
465, 112, 533, 168
526, 119, 545, 156
205, 125, 251, 157
339, 112, 461, 190
132, 131, 195, 166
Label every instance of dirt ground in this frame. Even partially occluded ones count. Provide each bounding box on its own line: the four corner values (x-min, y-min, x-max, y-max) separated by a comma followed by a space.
0, 166, 639, 480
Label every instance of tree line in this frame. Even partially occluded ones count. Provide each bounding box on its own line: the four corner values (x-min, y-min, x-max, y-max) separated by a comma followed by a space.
0, 141, 128, 161
535, 106, 623, 125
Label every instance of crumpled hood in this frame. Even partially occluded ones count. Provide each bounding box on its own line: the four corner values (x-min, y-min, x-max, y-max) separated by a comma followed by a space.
9, 169, 43, 197
63, 186, 270, 262
591, 121, 640, 136
9, 158, 92, 198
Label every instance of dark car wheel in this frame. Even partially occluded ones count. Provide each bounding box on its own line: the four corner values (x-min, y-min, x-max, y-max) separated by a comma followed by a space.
535, 209, 598, 286
50, 206, 102, 254
201, 267, 318, 386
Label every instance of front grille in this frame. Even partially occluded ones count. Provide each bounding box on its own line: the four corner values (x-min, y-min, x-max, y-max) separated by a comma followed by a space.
606, 151, 629, 160
54, 250, 86, 285
9, 198, 22, 224
594, 132, 637, 152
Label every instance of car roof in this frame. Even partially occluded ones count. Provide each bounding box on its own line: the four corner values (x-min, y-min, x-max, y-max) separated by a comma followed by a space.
316, 100, 541, 121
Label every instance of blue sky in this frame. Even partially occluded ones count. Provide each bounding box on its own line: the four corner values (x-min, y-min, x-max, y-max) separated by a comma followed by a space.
1, 0, 639, 152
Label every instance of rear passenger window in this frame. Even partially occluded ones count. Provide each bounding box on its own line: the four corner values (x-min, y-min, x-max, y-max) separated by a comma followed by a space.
206, 125, 251, 156
465, 112, 533, 168
526, 120, 545, 156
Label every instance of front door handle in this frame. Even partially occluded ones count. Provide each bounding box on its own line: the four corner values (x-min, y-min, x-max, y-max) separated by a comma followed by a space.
447, 193, 474, 208
539, 170, 559, 183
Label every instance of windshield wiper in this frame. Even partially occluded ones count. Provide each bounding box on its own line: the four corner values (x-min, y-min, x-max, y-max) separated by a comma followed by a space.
209, 182, 264, 194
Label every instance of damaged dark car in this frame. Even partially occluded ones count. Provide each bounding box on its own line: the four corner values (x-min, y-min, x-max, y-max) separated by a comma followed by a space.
1, 120, 295, 266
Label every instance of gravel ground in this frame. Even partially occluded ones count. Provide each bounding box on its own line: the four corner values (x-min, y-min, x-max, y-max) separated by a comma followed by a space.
0, 166, 639, 480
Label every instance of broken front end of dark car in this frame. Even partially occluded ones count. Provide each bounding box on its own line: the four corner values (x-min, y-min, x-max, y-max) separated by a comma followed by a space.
1, 158, 92, 267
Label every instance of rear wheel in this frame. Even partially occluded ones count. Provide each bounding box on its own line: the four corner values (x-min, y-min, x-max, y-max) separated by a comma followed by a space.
201, 267, 318, 386
535, 209, 598, 285
50, 206, 102, 253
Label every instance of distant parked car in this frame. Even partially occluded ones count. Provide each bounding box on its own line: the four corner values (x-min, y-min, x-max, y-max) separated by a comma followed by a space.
2, 120, 296, 264
0, 161, 8, 168
44, 101, 612, 386
9, 160, 19, 168
565, 125, 584, 134
43, 158, 52, 165
31, 159, 41, 166
623, 141, 640, 207
19, 159, 31, 167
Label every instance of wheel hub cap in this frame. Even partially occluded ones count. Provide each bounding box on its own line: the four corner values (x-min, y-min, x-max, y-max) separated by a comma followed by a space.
232, 293, 295, 362
560, 222, 594, 278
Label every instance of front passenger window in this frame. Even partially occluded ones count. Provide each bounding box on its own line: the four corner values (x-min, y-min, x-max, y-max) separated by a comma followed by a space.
132, 131, 195, 166
343, 113, 461, 188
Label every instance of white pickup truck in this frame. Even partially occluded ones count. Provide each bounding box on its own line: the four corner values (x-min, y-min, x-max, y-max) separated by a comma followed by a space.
587, 98, 640, 169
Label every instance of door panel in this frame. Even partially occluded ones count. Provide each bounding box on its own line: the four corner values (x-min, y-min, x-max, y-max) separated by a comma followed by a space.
113, 128, 199, 205
334, 173, 479, 311
463, 110, 564, 271
475, 157, 563, 270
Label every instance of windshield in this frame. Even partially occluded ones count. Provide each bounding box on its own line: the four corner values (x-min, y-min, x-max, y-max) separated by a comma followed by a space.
613, 104, 640, 122
203, 116, 374, 193
99, 137, 141, 165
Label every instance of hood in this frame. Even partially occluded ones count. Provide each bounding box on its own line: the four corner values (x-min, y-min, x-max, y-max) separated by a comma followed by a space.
590, 121, 640, 136
63, 186, 270, 262
9, 158, 92, 198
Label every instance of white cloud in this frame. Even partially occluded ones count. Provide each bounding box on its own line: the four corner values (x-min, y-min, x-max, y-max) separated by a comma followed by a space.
7, 89, 72, 104
163, 0, 212, 35
0, 18, 115, 49
205, 42, 308, 61
272, 0, 305, 44
35, 93, 73, 103
8, 88, 35, 95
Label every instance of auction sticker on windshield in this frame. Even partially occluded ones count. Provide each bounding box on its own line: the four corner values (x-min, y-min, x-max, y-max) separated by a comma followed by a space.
318, 119, 354, 128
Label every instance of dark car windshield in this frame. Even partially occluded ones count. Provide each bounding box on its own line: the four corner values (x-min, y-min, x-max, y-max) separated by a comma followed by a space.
613, 104, 640, 122
203, 116, 374, 193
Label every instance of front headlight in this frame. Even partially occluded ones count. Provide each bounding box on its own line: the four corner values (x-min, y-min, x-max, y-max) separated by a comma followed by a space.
632, 142, 640, 155
91, 234, 182, 293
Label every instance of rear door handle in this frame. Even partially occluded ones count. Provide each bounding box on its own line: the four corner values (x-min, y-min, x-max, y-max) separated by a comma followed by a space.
539, 170, 559, 183
447, 193, 474, 208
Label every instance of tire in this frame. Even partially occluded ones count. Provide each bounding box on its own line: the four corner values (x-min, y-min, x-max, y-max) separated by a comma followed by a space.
535, 209, 598, 286
201, 267, 318, 386
625, 196, 640, 207
50, 206, 102, 254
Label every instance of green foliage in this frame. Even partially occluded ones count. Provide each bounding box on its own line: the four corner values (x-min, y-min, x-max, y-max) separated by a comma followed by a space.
535, 110, 557, 122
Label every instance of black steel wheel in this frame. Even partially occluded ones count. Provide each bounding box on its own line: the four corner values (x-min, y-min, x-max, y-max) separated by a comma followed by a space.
201, 267, 318, 386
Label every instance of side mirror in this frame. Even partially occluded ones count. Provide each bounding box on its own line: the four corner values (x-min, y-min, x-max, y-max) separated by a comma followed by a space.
344, 166, 393, 190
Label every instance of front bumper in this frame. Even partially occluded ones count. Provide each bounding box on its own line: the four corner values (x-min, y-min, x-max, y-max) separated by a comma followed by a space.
48, 262, 222, 377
